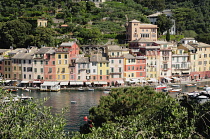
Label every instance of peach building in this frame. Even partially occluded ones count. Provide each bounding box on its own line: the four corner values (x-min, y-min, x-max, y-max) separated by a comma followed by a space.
126, 19, 158, 42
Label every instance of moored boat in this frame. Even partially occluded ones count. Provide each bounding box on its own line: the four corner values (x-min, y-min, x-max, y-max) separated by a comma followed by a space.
169, 88, 182, 93
87, 87, 94, 91
171, 84, 180, 87
185, 83, 197, 87
155, 84, 167, 90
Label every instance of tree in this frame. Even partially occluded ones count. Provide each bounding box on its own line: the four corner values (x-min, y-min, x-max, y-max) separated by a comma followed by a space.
166, 30, 170, 41
184, 30, 197, 38
156, 14, 173, 35
76, 87, 210, 138
0, 20, 32, 48
0, 90, 68, 138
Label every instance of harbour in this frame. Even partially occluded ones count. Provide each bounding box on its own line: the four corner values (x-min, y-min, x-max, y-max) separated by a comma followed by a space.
5, 79, 210, 132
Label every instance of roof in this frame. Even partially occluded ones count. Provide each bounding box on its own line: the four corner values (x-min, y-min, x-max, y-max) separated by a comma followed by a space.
12, 49, 37, 59
129, 19, 141, 23
147, 12, 162, 17
107, 45, 128, 51
60, 42, 75, 47
130, 37, 154, 43
0, 49, 10, 54
46, 49, 55, 54
35, 47, 52, 54
75, 57, 89, 63
123, 53, 136, 59
90, 54, 109, 62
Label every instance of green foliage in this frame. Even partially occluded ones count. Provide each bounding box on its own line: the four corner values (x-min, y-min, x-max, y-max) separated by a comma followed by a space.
166, 30, 170, 42
0, 90, 68, 139
156, 14, 173, 35
184, 30, 197, 38
75, 87, 210, 138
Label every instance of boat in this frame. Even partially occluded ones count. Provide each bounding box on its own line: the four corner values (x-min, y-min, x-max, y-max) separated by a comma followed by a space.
197, 95, 209, 99
22, 88, 31, 92
171, 84, 180, 87
162, 87, 173, 92
78, 87, 84, 91
2, 94, 33, 103
103, 89, 111, 94
169, 88, 182, 93
155, 84, 167, 90
185, 91, 200, 98
87, 87, 94, 91
185, 83, 197, 87
6, 88, 18, 92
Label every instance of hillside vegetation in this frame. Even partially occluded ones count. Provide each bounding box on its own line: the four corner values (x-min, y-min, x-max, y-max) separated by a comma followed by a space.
0, 0, 209, 48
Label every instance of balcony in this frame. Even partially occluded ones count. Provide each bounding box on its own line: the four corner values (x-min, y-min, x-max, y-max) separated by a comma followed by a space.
163, 68, 169, 71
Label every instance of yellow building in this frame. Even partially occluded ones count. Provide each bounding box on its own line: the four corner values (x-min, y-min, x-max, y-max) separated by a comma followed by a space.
55, 50, 70, 81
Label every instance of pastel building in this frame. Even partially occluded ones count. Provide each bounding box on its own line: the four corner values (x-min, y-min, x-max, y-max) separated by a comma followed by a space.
172, 48, 190, 80
75, 56, 90, 86
55, 50, 70, 82
106, 45, 129, 86
44, 49, 56, 81
59, 42, 80, 81
0, 49, 10, 78
20, 48, 38, 86
190, 43, 210, 79
154, 41, 173, 82
90, 54, 109, 86
126, 19, 158, 42
33, 47, 52, 82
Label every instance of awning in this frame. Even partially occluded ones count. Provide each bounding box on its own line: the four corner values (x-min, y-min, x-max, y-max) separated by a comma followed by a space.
70, 81, 83, 85
117, 80, 124, 84
98, 81, 107, 85
21, 81, 29, 83
164, 77, 172, 80
5, 80, 11, 83
94, 81, 107, 85
33, 81, 41, 83
85, 82, 91, 85
140, 80, 146, 82
172, 77, 180, 80
60, 81, 69, 85
147, 78, 158, 82
42, 81, 59, 86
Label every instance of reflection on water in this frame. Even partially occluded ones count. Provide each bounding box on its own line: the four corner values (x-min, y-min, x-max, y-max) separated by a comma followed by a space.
15, 90, 107, 132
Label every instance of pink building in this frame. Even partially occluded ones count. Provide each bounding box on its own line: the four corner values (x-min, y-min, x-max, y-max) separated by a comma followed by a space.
44, 49, 56, 81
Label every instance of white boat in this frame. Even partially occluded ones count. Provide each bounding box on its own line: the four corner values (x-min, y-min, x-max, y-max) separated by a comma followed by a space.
78, 87, 84, 91
171, 84, 180, 87
2, 94, 33, 103
87, 87, 94, 91
103, 89, 111, 94
197, 95, 209, 99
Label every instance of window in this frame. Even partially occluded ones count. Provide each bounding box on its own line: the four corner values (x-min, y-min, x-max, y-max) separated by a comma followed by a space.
100, 76, 102, 80
93, 76, 96, 80
119, 67, 122, 72
65, 54, 68, 59
5, 61, 7, 65
119, 60, 121, 64
58, 54, 61, 59
111, 60, 114, 63
58, 75, 60, 79
23, 60, 26, 64
100, 70, 102, 75
46, 61, 48, 65
29, 74, 31, 79
52, 61, 55, 65
131, 73, 134, 77
24, 74, 26, 79
41, 61, 43, 65
106, 76, 109, 79
58, 60, 61, 64
92, 62, 96, 66
111, 68, 114, 72
49, 68, 52, 73
49, 75, 52, 79
78, 76, 80, 80
34, 68, 37, 73
62, 68, 65, 73
23, 67, 26, 72
27, 67, 32, 72
106, 70, 109, 75
29, 60, 31, 64
41, 68, 43, 73
128, 66, 130, 70
14, 74, 16, 79
93, 69, 96, 73
132, 66, 134, 70
62, 75, 65, 79
100, 63, 102, 67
